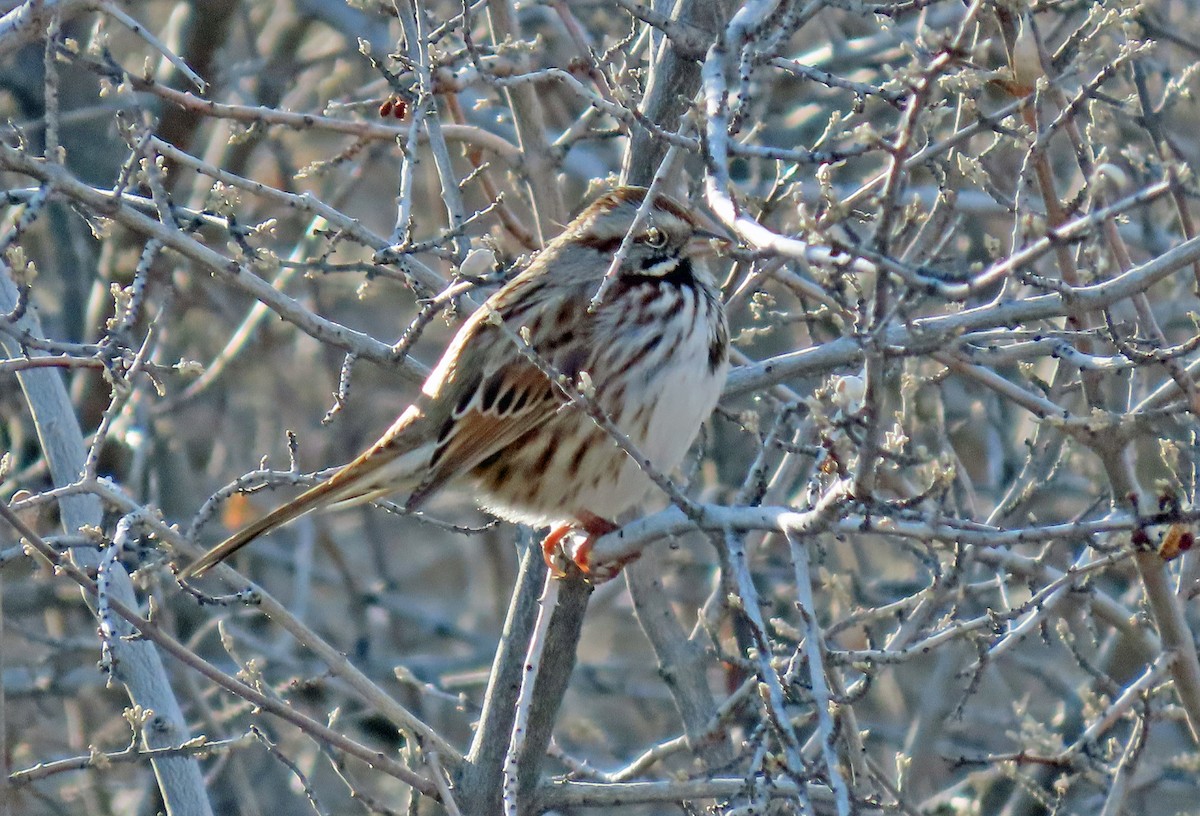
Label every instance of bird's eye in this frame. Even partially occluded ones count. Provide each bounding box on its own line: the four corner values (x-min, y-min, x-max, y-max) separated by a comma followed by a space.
643, 227, 668, 248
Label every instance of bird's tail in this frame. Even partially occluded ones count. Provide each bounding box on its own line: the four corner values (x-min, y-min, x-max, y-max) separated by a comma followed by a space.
178, 477, 344, 580
178, 408, 435, 581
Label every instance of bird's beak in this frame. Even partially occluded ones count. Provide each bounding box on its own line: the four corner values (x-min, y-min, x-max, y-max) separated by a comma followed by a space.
688, 234, 727, 257
689, 210, 736, 256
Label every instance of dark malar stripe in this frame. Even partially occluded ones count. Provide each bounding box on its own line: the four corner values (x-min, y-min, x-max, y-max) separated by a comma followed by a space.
708, 318, 729, 374
708, 335, 727, 373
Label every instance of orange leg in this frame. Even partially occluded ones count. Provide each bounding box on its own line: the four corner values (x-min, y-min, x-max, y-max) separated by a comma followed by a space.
540, 512, 628, 579
541, 524, 575, 576
542, 514, 638, 582
571, 511, 619, 575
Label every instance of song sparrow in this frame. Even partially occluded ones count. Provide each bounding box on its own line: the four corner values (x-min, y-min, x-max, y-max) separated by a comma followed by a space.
180, 187, 730, 580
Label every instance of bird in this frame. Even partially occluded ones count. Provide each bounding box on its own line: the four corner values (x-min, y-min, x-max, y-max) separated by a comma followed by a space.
179, 186, 730, 580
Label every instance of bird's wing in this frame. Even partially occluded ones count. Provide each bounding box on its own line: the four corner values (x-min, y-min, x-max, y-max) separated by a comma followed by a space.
403, 281, 583, 508
405, 360, 562, 509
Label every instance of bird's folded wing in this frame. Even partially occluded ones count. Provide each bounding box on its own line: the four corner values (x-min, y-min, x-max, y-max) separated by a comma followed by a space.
406, 363, 561, 509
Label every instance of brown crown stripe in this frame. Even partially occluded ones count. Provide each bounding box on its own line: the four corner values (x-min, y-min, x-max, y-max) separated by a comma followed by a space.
602, 185, 683, 212
589, 187, 695, 224
574, 194, 694, 254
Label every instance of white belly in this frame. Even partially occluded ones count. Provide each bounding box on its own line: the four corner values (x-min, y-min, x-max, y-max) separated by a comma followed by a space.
590, 325, 725, 518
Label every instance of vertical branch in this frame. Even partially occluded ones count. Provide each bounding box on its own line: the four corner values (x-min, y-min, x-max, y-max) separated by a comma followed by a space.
0, 570, 7, 816
502, 571, 559, 816
485, 0, 565, 241
0, 265, 214, 816
459, 545, 546, 814
855, 42, 955, 498
518, 575, 593, 809
788, 531, 852, 816
1094, 443, 1200, 741
397, 0, 468, 259
626, 553, 734, 769
41, 9, 61, 163
152, 0, 238, 155
621, 0, 737, 184
724, 529, 806, 774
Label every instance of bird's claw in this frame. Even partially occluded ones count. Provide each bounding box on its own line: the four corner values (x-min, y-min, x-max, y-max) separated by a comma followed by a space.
540, 514, 632, 582
541, 524, 577, 577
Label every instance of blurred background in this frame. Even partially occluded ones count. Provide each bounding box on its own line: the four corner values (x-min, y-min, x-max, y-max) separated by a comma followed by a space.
2, 0, 1200, 813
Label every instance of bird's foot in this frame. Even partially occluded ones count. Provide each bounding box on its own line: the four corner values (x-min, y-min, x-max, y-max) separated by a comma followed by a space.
541, 524, 576, 576
541, 512, 633, 582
